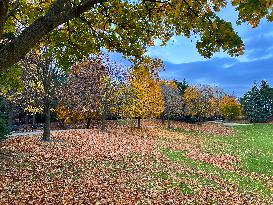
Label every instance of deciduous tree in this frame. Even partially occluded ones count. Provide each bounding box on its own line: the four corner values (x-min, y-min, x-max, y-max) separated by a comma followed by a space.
0, 50, 66, 141
232, 0, 273, 28
183, 85, 225, 122
58, 54, 129, 131
220, 96, 241, 121
0, 0, 245, 73
161, 80, 184, 128
122, 57, 164, 128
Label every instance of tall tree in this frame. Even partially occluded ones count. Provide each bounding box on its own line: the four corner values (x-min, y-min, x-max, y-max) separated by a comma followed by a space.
175, 79, 189, 96
58, 54, 129, 131
260, 80, 273, 116
183, 85, 225, 122
122, 57, 164, 128
0, 50, 66, 141
0, 0, 245, 73
161, 80, 184, 128
220, 95, 241, 121
241, 81, 273, 123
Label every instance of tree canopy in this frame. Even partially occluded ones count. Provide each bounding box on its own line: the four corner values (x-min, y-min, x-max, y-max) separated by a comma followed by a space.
0, 0, 248, 72
122, 58, 164, 125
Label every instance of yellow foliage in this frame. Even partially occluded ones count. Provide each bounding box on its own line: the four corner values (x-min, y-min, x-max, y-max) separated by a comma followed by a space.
160, 79, 178, 90
123, 64, 164, 119
183, 86, 220, 119
220, 96, 241, 120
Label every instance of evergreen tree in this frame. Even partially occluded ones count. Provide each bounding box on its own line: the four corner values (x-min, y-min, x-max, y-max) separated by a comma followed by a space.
260, 80, 273, 117
241, 81, 273, 122
175, 79, 189, 96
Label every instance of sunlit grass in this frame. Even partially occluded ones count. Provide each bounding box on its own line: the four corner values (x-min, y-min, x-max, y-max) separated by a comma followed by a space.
204, 124, 273, 176
162, 148, 272, 197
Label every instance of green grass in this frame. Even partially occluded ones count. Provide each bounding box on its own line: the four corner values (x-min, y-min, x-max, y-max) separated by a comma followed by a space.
162, 149, 272, 197
204, 124, 273, 176
159, 124, 273, 199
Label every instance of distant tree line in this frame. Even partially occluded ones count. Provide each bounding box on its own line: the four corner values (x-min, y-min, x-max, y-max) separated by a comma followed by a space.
1, 50, 273, 141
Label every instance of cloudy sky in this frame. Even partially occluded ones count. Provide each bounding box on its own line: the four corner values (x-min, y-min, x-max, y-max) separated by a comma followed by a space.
146, 3, 273, 97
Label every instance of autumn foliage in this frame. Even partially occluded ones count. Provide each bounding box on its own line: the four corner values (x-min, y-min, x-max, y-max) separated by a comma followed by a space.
183, 85, 224, 121
1, 122, 271, 204
220, 96, 241, 120
57, 55, 129, 130
120, 58, 164, 127
161, 80, 184, 128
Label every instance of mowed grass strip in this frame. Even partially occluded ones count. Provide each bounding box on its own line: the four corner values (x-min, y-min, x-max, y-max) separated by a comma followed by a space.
161, 124, 273, 200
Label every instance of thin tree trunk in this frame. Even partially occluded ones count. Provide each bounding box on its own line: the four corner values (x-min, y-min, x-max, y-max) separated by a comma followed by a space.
58, 119, 65, 129
101, 115, 106, 132
86, 118, 91, 129
42, 104, 51, 141
33, 114, 36, 125
197, 115, 202, 126
25, 113, 29, 132
8, 102, 13, 128
167, 118, 171, 129
137, 117, 141, 128
101, 108, 107, 132
161, 114, 165, 125
167, 110, 171, 129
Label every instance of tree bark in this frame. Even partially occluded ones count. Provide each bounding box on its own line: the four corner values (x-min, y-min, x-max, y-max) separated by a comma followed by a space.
101, 107, 107, 132
0, 0, 9, 39
137, 117, 141, 128
33, 114, 36, 125
161, 114, 165, 125
42, 103, 51, 141
167, 118, 171, 129
25, 113, 29, 132
8, 102, 13, 128
0, 0, 103, 73
86, 118, 91, 129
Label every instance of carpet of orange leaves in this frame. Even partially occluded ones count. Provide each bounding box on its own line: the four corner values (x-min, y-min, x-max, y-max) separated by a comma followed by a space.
0, 122, 270, 204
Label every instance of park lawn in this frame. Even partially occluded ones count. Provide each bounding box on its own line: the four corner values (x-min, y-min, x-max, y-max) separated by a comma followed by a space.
203, 124, 273, 176
0, 122, 272, 204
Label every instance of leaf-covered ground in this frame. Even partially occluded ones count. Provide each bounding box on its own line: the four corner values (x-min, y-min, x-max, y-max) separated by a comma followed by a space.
0, 122, 272, 204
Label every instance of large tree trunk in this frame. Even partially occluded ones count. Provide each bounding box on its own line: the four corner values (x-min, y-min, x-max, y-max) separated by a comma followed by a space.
0, 0, 103, 73
0, 0, 9, 39
42, 104, 51, 142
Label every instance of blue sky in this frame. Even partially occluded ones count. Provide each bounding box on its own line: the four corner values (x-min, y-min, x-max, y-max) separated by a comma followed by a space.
146, 3, 273, 97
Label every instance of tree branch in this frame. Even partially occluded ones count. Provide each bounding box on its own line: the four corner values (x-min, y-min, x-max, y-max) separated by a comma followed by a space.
0, 0, 9, 39
0, 0, 104, 73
